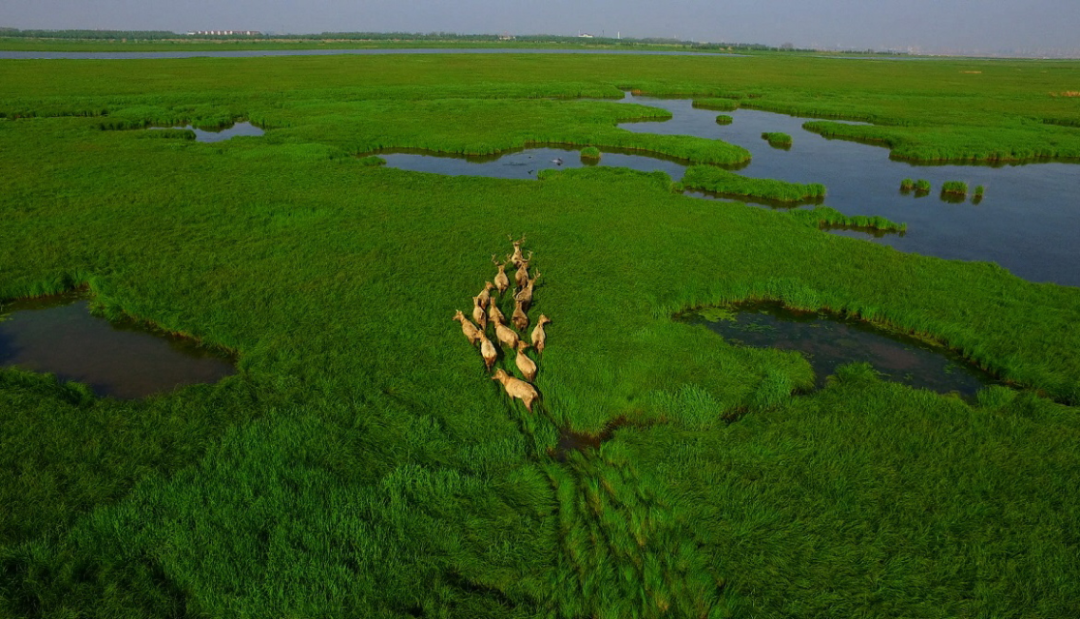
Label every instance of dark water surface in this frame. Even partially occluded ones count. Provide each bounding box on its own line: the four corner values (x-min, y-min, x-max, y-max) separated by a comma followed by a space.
0, 295, 235, 398
154, 121, 264, 142
686, 302, 998, 398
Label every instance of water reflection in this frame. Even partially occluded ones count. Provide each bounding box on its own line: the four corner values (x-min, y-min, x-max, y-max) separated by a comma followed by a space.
684, 301, 999, 398
0, 295, 236, 398
154, 121, 263, 143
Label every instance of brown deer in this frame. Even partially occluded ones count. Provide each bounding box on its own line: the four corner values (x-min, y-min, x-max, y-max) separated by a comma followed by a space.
514, 254, 533, 291
492, 255, 511, 295
491, 368, 539, 412
476, 281, 495, 309
531, 314, 552, 354
492, 314, 520, 350
508, 234, 528, 268
471, 296, 487, 330
487, 296, 505, 326
512, 299, 530, 331
477, 330, 498, 372
514, 271, 540, 310
515, 341, 537, 382
452, 310, 481, 346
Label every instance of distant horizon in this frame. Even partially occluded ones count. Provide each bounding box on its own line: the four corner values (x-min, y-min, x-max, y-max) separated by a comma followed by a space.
1, 0, 1078, 59
1, 27, 1079, 59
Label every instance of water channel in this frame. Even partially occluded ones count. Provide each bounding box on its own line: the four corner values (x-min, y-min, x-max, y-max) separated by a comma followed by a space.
0, 295, 236, 399
378, 92, 1080, 287
153, 121, 264, 142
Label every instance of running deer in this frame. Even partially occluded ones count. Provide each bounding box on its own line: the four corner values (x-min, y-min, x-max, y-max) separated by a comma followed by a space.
452, 310, 481, 346
491, 368, 539, 412
512, 299, 530, 331
472, 296, 487, 330
487, 296, 505, 326
477, 282, 495, 309
477, 330, 498, 372
514, 271, 540, 311
492, 255, 510, 295
492, 314, 520, 350
531, 314, 552, 354
515, 341, 537, 382
514, 254, 533, 291
508, 234, 528, 268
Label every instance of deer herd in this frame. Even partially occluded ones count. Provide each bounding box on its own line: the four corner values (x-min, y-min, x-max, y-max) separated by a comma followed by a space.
453, 235, 550, 412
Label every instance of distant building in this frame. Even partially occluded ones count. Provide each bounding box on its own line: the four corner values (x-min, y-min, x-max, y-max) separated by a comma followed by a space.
578, 33, 594, 38
186, 30, 262, 36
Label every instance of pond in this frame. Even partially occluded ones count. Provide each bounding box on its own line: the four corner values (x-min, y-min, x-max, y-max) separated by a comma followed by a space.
0, 295, 236, 399
684, 301, 999, 398
153, 121, 263, 143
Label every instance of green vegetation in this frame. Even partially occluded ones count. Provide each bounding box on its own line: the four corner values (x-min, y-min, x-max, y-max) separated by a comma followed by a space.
579, 146, 601, 160
974, 184, 986, 196
691, 98, 739, 112
682, 165, 826, 202
715, 114, 733, 125
2, 51, 1080, 617
942, 180, 969, 196
789, 206, 907, 233
916, 178, 932, 192
900, 177, 915, 191
761, 131, 793, 147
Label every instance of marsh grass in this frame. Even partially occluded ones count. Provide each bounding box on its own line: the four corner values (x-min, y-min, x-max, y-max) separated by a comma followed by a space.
580, 146, 601, 160
761, 131, 793, 147
715, 114, 733, 125
682, 165, 825, 202
2, 53, 1080, 618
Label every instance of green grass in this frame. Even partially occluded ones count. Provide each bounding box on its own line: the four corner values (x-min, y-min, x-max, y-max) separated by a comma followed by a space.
761, 131, 793, 146
900, 178, 915, 191
691, 98, 739, 112
682, 165, 826, 202
2, 52, 1080, 617
942, 180, 969, 195
916, 178, 932, 192
579, 146, 601, 160
715, 114, 733, 125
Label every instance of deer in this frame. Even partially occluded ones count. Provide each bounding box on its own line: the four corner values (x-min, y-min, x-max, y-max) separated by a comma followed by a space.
491, 368, 539, 412
492, 255, 511, 295
452, 310, 481, 346
488, 296, 505, 326
512, 299, 530, 331
531, 314, 552, 354
476, 281, 495, 309
508, 234, 528, 268
514, 271, 540, 311
472, 296, 487, 330
514, 253, 533, 291
477, 330, 498, 372
515, 341, 537, 382
492, 314, 520, 350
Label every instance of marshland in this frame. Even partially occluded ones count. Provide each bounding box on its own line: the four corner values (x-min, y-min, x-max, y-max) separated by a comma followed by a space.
2, 48, 1080, 618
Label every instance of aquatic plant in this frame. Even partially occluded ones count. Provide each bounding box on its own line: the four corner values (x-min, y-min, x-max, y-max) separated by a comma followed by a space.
942, 181, 968, 196
762, 132, 793, 147
580, 146, 601, 160
900, 178, 915, 191
915, 179, 932, 192
682, 165, 825, 202
788, 206, 907, 233
715, 114, 733, 125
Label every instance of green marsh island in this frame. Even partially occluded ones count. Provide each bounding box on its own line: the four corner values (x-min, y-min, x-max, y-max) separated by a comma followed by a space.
2, 48, 1080, 617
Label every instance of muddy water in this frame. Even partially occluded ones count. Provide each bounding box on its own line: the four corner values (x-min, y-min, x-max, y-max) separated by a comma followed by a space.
686, 302, 998, 397
157, 121, 263, 142
0, 295, 235, 398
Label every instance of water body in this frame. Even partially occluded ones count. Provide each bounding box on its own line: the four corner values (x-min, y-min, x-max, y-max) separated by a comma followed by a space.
0, 48, 746, 61
0, 295, 235, 399
378, 93, 1080, 286
152, 121, 263, 143
616, 94, 1080, 287
685, 302, 998, 398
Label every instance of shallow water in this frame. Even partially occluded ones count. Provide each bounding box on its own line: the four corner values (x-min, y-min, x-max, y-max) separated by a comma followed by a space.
377, 92, 1080, 287
686, 302, 998, 397
153, 121, 263, 143
617, 94, 1080, 286
0, 295, 235, 398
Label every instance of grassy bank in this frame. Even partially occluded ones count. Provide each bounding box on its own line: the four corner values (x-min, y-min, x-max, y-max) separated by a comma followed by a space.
2, 52, 1080, 617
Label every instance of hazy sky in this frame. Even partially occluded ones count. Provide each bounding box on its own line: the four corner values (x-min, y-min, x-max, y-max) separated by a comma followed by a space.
2, 0, 1077, 54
